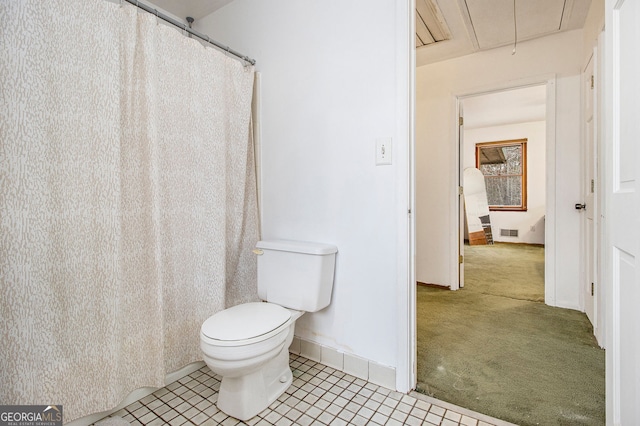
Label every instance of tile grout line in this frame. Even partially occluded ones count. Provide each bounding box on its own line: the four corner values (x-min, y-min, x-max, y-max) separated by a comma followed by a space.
96, 354, 504, 426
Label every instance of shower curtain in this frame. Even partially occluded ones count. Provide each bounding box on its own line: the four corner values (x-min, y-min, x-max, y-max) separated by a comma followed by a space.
0, 0, 258, 421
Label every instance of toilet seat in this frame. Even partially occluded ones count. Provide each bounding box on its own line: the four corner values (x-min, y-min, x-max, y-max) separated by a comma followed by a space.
201, 302, 292, 347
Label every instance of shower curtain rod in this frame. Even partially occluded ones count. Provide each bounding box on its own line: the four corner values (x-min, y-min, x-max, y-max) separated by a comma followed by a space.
123, 0, 256, 66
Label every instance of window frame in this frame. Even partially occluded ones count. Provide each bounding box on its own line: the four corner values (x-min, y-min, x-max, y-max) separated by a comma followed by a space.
475, 139, 528, 212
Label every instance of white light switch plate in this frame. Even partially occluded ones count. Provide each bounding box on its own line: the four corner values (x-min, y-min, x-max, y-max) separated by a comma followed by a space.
376, 137, 392, 165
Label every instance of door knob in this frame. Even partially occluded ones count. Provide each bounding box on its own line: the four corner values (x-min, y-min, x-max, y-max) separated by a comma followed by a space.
575, 203, 586, 210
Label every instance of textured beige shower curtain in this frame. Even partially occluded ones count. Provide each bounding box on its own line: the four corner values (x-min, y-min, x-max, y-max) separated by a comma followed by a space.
0, 0, 258, 421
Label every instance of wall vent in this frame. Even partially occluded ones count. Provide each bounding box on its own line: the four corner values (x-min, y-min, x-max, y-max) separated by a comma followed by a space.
500, 228, 519, 237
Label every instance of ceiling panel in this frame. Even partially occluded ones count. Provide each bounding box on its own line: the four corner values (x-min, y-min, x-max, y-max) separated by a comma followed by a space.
416, 14, 436, 46
464, 0, 566, 49
416, 0, 451, 47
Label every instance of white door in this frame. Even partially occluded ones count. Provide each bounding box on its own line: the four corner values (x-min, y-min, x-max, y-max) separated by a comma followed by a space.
583, 53, 596, 326
606, 0, 640, 423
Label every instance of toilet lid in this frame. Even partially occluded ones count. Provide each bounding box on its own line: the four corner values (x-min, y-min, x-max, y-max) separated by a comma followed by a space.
201, 302, 291, 341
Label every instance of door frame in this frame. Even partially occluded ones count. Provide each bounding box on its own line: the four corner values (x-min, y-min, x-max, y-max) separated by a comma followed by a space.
397, 0, 416, 394
451, 76, 557, 306
604, 0, 640, 422
581, 51, 597, 328
581, 34, 606, 346
595, 31, 606, 346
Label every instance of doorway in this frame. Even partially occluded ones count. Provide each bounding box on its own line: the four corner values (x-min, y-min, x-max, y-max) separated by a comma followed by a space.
412, 81, 605, 426
452, 80, 558, 306
459, 85, 548, 297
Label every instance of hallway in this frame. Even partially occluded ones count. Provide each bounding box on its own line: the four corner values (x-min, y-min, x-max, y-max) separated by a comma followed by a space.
416, 243, 605, 426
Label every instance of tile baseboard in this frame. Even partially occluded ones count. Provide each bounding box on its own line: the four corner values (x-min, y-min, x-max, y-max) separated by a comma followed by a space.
290, 336, 396, 390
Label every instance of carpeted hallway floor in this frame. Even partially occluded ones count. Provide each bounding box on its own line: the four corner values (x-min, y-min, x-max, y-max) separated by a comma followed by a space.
416, 243, 605, 426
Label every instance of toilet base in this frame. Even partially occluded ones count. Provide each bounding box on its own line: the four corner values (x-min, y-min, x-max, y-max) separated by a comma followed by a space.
217, 345, 292, 421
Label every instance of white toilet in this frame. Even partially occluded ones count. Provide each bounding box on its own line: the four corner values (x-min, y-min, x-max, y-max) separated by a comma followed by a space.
200, 239, 338, 421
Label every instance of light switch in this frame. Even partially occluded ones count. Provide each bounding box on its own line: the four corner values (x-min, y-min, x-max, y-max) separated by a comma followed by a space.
376, 137, 392, 165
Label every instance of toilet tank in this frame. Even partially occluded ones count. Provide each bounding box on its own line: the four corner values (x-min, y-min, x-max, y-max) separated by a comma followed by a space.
255, 240, 337, 312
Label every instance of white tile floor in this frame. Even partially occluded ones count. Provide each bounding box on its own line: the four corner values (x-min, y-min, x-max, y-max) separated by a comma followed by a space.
97, 354, 516, 426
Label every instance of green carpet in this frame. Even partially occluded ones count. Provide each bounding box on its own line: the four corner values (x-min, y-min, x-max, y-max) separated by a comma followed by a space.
417, 243, 605, 426
463, 243, 545, 302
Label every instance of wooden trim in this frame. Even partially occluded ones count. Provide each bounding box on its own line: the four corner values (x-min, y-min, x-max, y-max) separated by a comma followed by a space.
475, 139, 528, 211
488, 207, 529, 212
492, 241, 545, 248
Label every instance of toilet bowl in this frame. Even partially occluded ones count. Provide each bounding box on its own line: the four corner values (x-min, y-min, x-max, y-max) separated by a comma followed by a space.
200, 240, 337, 421
200, 302, 304, 421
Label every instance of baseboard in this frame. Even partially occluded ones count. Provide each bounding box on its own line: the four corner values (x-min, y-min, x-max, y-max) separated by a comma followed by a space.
466, 241, 545, 247
417, 281, 450, 289
494, 241, 545, 247
67, 361, 206, 426
289, 336, 396, 391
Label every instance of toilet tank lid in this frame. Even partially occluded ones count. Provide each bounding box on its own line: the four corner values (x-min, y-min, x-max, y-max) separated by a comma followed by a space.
256, 240, 337, 255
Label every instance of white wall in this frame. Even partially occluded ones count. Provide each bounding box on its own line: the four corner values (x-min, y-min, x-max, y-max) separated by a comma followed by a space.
583, 0, 605, 62
416, 30, 584, 309
463, 121, 546, 245
196, 1, 412, 385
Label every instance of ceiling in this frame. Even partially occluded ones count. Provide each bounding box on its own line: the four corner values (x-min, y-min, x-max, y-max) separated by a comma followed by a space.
141, 0, 234, 21
142, 0, 592, 66
417, 0, 592, 65
416, 0, 451, 48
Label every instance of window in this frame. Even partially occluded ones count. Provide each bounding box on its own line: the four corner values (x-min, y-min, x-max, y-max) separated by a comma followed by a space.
475, 139, 527, 211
